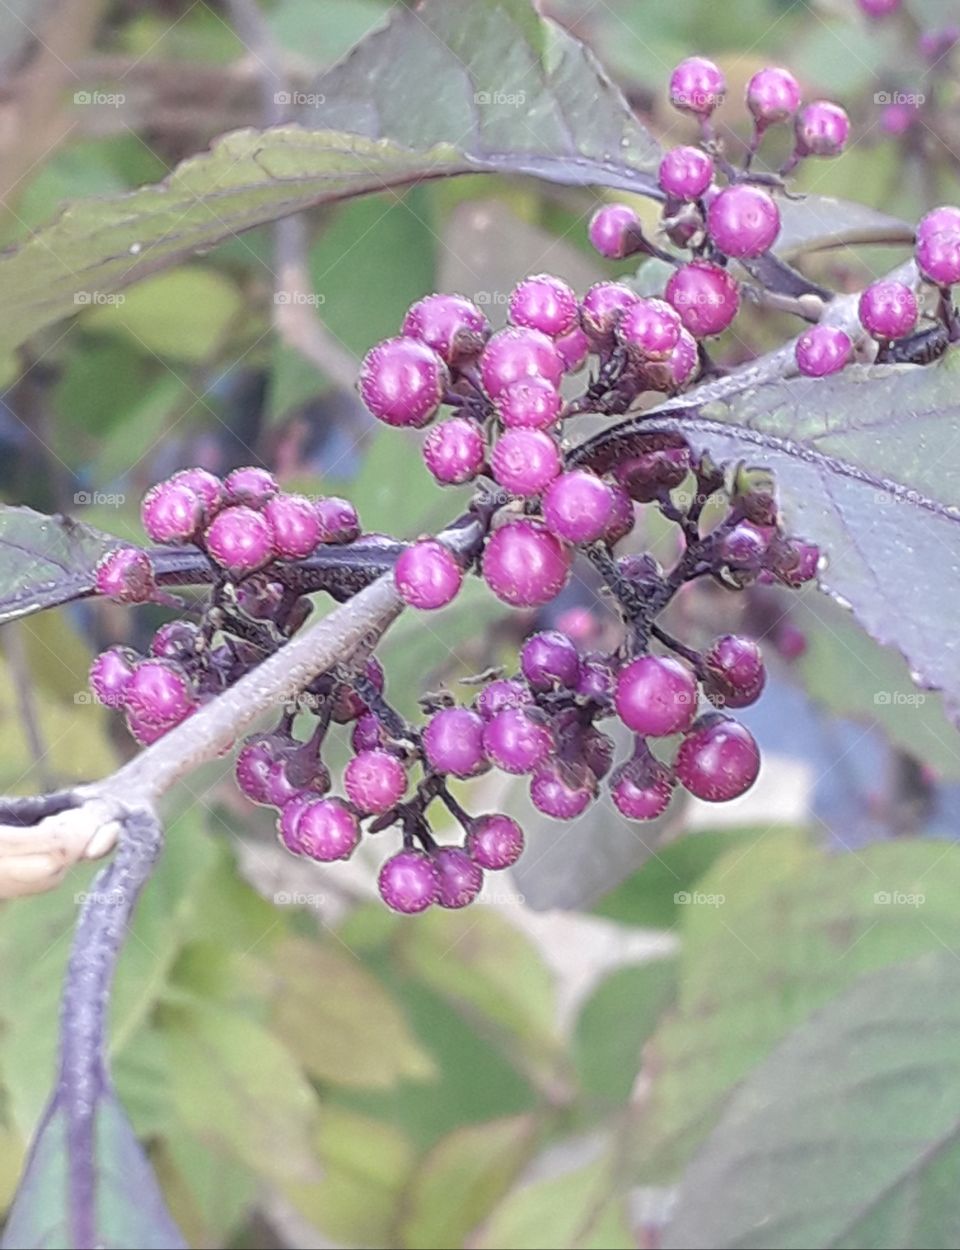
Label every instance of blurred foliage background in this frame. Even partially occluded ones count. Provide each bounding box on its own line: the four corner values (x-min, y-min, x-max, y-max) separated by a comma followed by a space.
1, 1, 959, 1247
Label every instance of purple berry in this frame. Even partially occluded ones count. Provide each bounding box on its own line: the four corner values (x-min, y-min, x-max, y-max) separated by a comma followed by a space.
423, 417, 485, 485
666, 261, 740, 338
795, 325, 853, 377
542, 470, 615, 545
917, 230, 960, 287
581, 282, 640, 348
433, 847, 484, 909
610, 755, 675, 821
344, 748, 407, 814
858, 280, 918, 340
359, 336, 447, 427
276, 792, 315, 853
262, 759, 304, 809
509, 274, 578, 338
666, 328, 699, 389
394, 539, 462, 610
150, 620, 200, 661
521, 630, 581, 692
264, 493, 321, 560
669, 56, 726, 116
614, 440, 690, 503
771, 538, 820, 587
95, 547, 155, 604
422, 706, 487, 778
125, 712, 168, 746
352, 712, 386, 753
482, 519, 571, 607
919, 26, 959, 61
314, 496, 360, 544
378, 849, 439, 914
466, 814, 524, 870
402, 293, 489, 363
124, 659, 196, 729
480, 327, 564, 399
170, 468, 223, 518
482, 706, 554, 774
917, 206, 960, 247
618, 298, 682, 361
224, 466, 278, 509
746, 67, 801, 126
675, 714, 760, 802
795, 101, 850, 157
205, 505, 275, 575
706, 185, 781, 259
588, 203, 643, 260
658, 145, 714, 201
530, 760, 595, 820
141, 480, 203, 544
602, 483, 636, 547
295, 797, 360, 861
555, 326, 590, 373
491, 428, 561, 497
615, 655, 698, 737
880, 103, 914, 137
720, 522, 770, 571
496, 378, 562, 430
576, 654, 617, 703
704, 635, 766, 709
89, 646, 136, 708
474, 678, 532, 721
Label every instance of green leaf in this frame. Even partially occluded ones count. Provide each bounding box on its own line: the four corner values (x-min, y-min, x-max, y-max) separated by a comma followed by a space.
0, 0, 658, 358
664, 953, 960, 1250
573, 959, 677, 1106
402, 1116, 539, 1249
635, 831, 960, 1179
1, 1090, 185, 1250
269, 936, 435, 1089
161, 1001, 322, 1184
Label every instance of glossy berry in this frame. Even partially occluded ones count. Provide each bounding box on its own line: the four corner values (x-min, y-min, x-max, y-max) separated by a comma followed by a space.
433, 847, 484, 909
795, 325, 853, 377
235, 737, 279, 805
669, 56, 726, 115
704, 635, 766, 708
359, 336, 447, 427
588, 204, 643, 260
95, 547, 155, 604
276, 793, 315, 854
466, 814, 524, 870
720, 522, 770, 571
772, 538, 820, 587
480, 327, 564, 399
615, 655, 698, 737
658, 145, 714, 201
402, 293, 489, 363
666, 328, 699, 389
602, 483, 636, 547
141, 480, 202, 544
315, 496, 360, 544
394, 539, 462, 609
581, 282, 640, 346
521, 630, 581, 692
746, 67, 801, 126
555, 326, 590, 373
423, 417, 485, 484
531, 760, 595, 820
123, 659, 195, 729
916, 230, 960, 287
482, 706, 554, 775
707, 185, 780, 259
675, 715, 760, 802
496, 378, 562, 430
423, 706, 487, 778
491, 428, 561, 497
858, 280, 918, 340
224, 467, 278, 509
610, 757, 675, 821
795, 101, 850, 157
474, 678, 532, 721
125, 712, 168, 746
618, 299, 682, 361
351, 712, 386, 753
542, 470, 615, 545
344, 749, 407, 814
170, 468, 223, 518
205, 505, 275, 575
509, 274, 578, 338
378, 849, 439, 914
917, 206, 960, 246
264, 493, 321, 559
482, 519, 571, 607
295, 798, 360, 861
666, 261, 740, 338
89, 647, 136, 708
